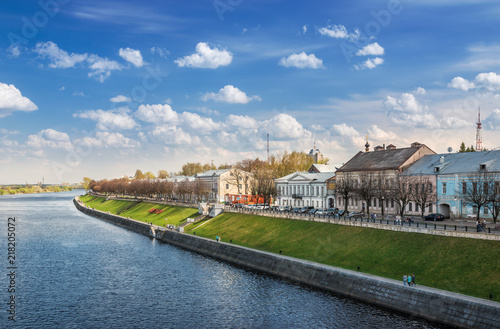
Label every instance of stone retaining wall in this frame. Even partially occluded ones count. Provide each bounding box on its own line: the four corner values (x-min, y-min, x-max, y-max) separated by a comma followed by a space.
74, 197, 500, 328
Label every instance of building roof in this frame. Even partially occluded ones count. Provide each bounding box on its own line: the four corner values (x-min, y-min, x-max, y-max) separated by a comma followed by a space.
308, 164, 337, 173
337, 144, 434, 172
166, 175, 195, 182
275, 171, 335, 183
194, 169, 230, 178
402, 150, 500, 176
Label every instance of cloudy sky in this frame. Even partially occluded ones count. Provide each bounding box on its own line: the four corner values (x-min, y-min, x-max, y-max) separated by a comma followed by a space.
2, 0, 500, 184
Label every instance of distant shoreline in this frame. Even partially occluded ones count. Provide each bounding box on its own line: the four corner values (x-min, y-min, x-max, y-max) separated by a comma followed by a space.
0, 186, 80, 195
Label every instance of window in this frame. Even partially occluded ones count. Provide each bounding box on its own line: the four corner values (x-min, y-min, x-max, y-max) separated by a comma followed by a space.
496, 182, 500, 194
429, 203, 433, 212
373, 198, 377, 208
442, 182, 447, 195
428, 183, 433, 193
473, 182, 477, 194
483, 182, 488, 195
421, 184, 425, 194
239, 184, 242, 190
409, 202, 412, 212
391, 199, 394, 208
386, 199, 389, 208
484, 207, 489, 215
462, 182, 467, 195
416, 203, 419, 212
473, 206, 478, 214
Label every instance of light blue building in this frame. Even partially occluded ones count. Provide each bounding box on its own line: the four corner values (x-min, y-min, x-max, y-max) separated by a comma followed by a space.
403, 150, 500, 219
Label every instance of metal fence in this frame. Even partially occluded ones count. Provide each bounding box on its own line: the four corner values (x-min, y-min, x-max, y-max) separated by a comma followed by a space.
223, 206, 498, 235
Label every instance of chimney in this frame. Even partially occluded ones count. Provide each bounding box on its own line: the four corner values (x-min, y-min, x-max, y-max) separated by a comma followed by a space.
440, 156, 445, 164
411, 142, 422, 148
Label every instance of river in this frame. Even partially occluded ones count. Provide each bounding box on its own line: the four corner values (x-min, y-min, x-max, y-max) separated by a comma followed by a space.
0, 191, 448, 328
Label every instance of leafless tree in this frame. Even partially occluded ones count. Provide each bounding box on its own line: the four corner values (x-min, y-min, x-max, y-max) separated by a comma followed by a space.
411, 175, 437, 218
225, 168, 251, 194
335, 172, 356, 215
390, 175, 413, 219
460, 169, 497, 222
356, 172, 377, 215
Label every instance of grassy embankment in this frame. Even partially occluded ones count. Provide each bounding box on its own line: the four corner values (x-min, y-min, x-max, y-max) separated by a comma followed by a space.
79, 194, 198, 227
184, 212, 500, 303
78, 195, 500, 302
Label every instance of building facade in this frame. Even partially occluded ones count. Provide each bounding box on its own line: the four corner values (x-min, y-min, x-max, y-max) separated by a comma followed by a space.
195, 168, 253, 203
335, 142, 435, 215
275, 171, 335, 209
404, 151, 500, 219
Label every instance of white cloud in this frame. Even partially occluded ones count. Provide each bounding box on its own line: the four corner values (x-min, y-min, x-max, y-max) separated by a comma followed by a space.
34, 41, 87, 68
484, 109, 500, 130
302, 25, 307, 34
110, 95, 131, 103
174, 42, 232, 69
354, 57, 384, 70
226, 114, 260, 130
0, 83, 38, 118
87, 55, 122, 82
74, 108, 137, 131
201, 85, 261, 104
73, 91, 86, 97
279, 52, 324, 69
181, 112, 221, 133
76, 132, 139, 148
135, 104, 178, 124
474, 72, 500, 91
150, 125, 199, 145
27, 129, 72, 151
119, 47, 144, 67
356, 42, 384, 56
384, 93, 440, 129
7, 44, 23, 58
319, 25, 350, 39
331, 123, 359, 137
266, 113, 310, 139
448, 77, 475, 91
34, 42, 122, 82
414, 87, 426, 95
367, 125, 398, 142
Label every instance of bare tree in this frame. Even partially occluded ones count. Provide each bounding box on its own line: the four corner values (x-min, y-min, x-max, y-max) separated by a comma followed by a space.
390, 175, 413, 219
356, 172, 377, 215
335, 172, 356, 215
225, 168, 251, 194
459, 170, 492, 221
251, 168, 275, 205
411, 176, 437, 218
488, 180, 500, 224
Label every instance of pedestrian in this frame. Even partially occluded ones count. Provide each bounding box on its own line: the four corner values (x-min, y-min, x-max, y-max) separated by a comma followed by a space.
476, 220, 480, 232
411, 274, 416, 286
407, 274, 412, 286
403, 274, 407, 286
216, 235, 219, 242
373, 213, 377, 221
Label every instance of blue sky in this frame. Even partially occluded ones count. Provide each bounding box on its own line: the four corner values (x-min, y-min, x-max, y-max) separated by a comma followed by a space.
2, 0, 500, 184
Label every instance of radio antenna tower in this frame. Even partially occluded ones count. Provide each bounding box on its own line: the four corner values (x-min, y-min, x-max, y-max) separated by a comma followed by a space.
476, 107, 483, 151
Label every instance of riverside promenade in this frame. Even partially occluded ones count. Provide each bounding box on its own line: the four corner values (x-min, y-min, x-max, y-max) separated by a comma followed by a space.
74, 196, 500, 328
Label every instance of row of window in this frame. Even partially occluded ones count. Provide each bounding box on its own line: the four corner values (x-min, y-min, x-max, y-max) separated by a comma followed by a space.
279, 198, 324, 208
277, 184, 324, 197
337, 196, 434, 213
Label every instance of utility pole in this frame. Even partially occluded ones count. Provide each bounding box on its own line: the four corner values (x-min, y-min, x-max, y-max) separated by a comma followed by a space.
267, 132, 270, 164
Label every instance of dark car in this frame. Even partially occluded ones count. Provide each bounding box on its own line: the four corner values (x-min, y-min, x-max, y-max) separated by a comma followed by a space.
308, 208, 317, 215
424, 213, 445, 221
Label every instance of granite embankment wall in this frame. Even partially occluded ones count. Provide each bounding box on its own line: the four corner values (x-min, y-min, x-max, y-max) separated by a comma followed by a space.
74, 197, 500, 328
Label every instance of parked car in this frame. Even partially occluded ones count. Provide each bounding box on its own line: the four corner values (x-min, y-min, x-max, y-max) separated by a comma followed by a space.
283, 206, 292, 212
326, 208, 336, 216
424, 213, 445, 221
292, 207, 301, 213
347, 211, 363, 218
298, 206, 309, 213
315, 209, 326, 216
308, 208, 317, 215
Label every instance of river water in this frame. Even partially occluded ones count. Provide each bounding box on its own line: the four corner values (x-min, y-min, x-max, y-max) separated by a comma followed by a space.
0, 191, 448, 328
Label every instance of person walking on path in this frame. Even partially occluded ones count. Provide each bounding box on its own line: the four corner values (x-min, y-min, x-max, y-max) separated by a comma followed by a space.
407, 274, 412, 286
216, 235, 219, 242
411, 274, 416, 286
403, 274, 407, 286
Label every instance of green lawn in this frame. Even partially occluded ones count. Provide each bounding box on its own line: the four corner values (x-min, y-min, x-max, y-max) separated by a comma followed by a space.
79, 194, 199, 227
184, 212, 500, 302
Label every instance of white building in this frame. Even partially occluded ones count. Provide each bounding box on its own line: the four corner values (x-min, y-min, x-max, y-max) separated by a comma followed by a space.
275, 171, 335, 209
